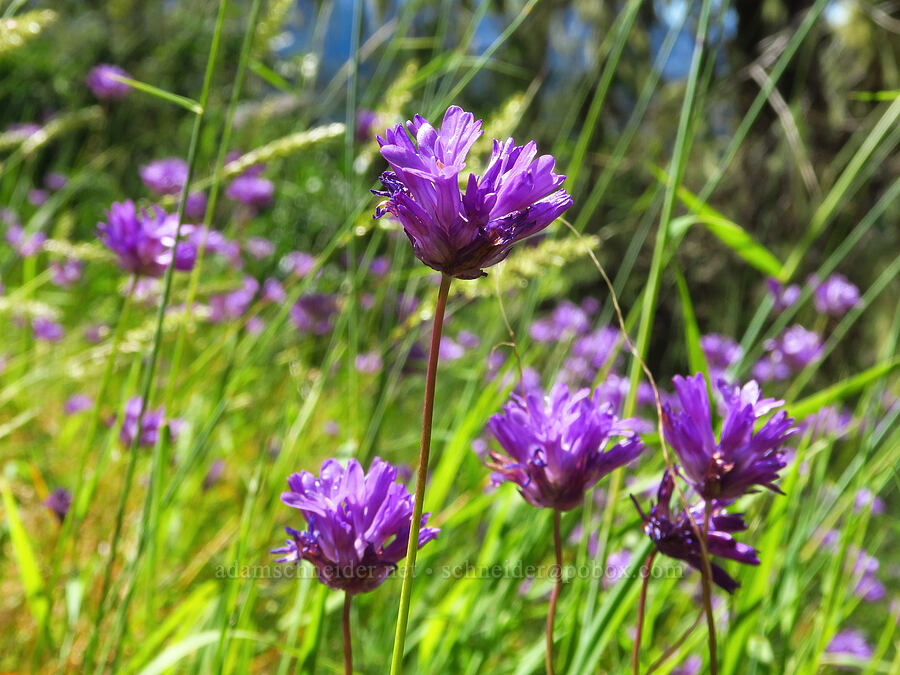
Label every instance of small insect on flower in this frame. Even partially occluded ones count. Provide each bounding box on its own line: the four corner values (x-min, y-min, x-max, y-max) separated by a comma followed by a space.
272, 457, 439, 594
373, 105, 573, 279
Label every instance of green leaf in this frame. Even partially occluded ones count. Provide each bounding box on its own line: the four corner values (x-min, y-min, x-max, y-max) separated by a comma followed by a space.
0, 477, 48, 625
788, 358, 900, 420
674, 264, 710, 379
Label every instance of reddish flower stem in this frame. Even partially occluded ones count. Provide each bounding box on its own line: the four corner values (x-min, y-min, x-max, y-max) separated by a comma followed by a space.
343, 592, 353, 675
546, 509, 563, 675
389, 273, 451, 674
632, 549, 658, 675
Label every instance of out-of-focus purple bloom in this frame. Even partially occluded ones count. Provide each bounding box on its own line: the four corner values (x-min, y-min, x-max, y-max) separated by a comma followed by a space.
6, 225, 46, 257
826, 630, 872, 659
373, 105, 572, 279
285, 251, 316, 278
261, 278, 286, 303
852, 550, 885, 602
671, 655, 703, 675
203, 459, 226, 491
272, 457, 439, 594
753, 325, 823, 382
44, 488, 72, 523
530, 300, 590, 343
560, 326, 621, 386
119, 397, 170, 448
664, 374, 797, 500
84, 323, 109, 343
766, 278, 801, 312
64, 394, 93, 415
245, 316, 265, 335
226, 174, 274, 208
457, 330, 480, 350
368, 256, 390, 278
33, 317, 64, 342
50, 259, 84, 288
355, 350, 383, 374
7, 123, 41, 139
591, 374, 655, 432
487, 382, 644, 510
799, 405, 853, 441
185, 226, 240, 267
581, 297, 600, 315
701, 333, 743, 379
209, 277, 258, 323
632, 470, 759, 593
356, 109, 379, 142
86, 64, 131, 99
97, 201, 196, 277
44, 172, 67, 191
184, 192, 208, 220
140, 158, 188, 196
603, 550, 631, 588
28, 189, 49, 206
439, 336, 465, 361
246, 237, 275, 260
290, 294, 339, 335
813, 274, 860, 318
854, 488, 886, 515
323, 420, 340, 437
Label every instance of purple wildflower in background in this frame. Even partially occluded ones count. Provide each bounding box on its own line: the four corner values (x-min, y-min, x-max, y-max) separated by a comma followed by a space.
799, 405, 853, 441
119, 397, 171, 448
826, 630, 872, 659
285, 251, 316, 278
208, 277, 258, 323
28, 189, 49, 206
184, 192, 208, 220
290, 294, 339, 335
44, 172, 67, 191
813, 274, 860, 318
64, 394, 93, 415
246, 236, 275, 260
246, 316, 264, 335
560, 326, 620, 386
84, 323, 109, 343
261, 278, 286, 303
356, 109, 379, 141
368, 256, 390, 278
50, 259, 84, 288
272, 457, 439, 594
33, 317, 64, 342
852, 550, 885, 602
753, 325, 823, 382
97, 201, 196, 277
7, 123, 41, 139
457, 330, 481, 350
203, 460, 226, 491
671, 655, 703, 675
6, 225, 46, 257
140, 158, 188, 196
854, 489, 885, 515
663, 374, 797, 500
86, 64, 131, 99
355, 351, 383, 374
530, 300, 590, 343
373, 105, 572, 279
632, 470, 759, 593
439, 336, 465, 361
766, 278, 801, 312
44, 488, 72, 523
487, 382, 644, 510
701, 333, 743, 380
226, 173, 274, 208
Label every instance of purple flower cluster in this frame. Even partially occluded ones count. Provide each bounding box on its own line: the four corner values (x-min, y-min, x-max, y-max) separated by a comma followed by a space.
700, 333, 743, 381
290, 294, 339, 335
487, 382, 644, 510
119, 397, 180, 448
208, 277, 258, 323
813, 274, 860, 318
6, 225, 46, 257
272, 457, 439, 594
632, 470, 759, 593
140, 158, 188, 196
44, 488, 73, 523
97, 201, 196, 277
374, 105, 572, 279
86, 64, 132, 99
752, 325, 823, 382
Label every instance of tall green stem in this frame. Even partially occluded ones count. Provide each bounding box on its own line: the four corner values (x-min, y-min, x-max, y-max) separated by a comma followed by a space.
389, 273, 451, 674
701, 500, 718, 674
546, 509, 563, 675
343, 592, 353, 675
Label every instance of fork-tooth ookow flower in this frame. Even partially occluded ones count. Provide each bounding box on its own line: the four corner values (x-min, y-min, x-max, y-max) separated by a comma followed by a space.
97, 200, 196, 277
44, 488, 73, 523
487, 382, 644, 511
119, 396, 172, 448
272, 457, 439, 594
140, 158, 189, 196
373, 105, 573, 279
663, 374, 797, 500
632, 470, 759, 593
226, 173, 274, 208
813, 273, 860, 318
86, 64, 132, 99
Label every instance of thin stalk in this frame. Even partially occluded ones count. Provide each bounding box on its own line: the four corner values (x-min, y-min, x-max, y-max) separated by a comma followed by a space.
701, 500, 718, 674
546, 509, 563, 675
632, 550, 657, 675
645, 611, 705, 674
389, 273, 452, 675
82, 0, 228, 668
343, 592, 353, 675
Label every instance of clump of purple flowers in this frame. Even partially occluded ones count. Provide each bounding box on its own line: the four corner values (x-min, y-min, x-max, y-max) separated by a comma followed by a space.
86, 64, 132, 99
119, 397, 178, 448
373, 105, 572, 279
140, 158, 188, 196
6, 225, 46, 257
663, 374, 797, 500
813, 274, 860, 318
44, 488, 72, 523
272, 457, 439, 594
487, 382, 644, 510
632, 470, 759, 593
290, 294, 339, 335
97, 201, 196, 277
752, 325, 823, 382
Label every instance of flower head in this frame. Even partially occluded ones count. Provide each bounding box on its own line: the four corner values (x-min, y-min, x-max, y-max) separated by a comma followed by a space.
140, 158, 188, 196
119, 397, 176, 448
373, 105, 572, 279
700, 333, 743, 380
33, 317, 64, 342
290, 294, 339, 335
766, 277, 801, 312
663, 374, 797, 500
813, 274, 860, 318
50, 258, 84, 288
632, 470, 759, 593
272, 457, 439, 594
86, 64, 131, 99
753, 325, 823, 382
487, 382, 644, 510
44, 488, 72, 523
6, 225, 46, 257
64, 394, 93, 415
226, 174, 274, 208
97, 200, 196, 277
826, 630, 872, 659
